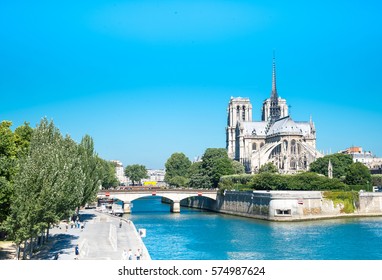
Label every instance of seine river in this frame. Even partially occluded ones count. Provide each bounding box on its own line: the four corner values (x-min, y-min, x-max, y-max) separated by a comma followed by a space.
128, 197, 382, 260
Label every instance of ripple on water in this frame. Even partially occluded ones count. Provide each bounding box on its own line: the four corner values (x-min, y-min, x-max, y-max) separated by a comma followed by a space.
129, 197, 382, 260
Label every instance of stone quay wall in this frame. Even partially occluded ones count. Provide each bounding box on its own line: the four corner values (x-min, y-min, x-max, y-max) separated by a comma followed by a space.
181, 191, 382, 221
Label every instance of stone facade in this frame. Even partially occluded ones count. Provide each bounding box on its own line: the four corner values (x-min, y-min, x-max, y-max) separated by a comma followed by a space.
226, 58, 323, 173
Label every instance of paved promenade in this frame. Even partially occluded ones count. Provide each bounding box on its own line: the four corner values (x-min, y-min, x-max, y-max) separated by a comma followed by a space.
31, 209, 150, 260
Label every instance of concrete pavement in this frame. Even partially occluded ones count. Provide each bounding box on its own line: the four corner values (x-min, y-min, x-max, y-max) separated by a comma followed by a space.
32, 209, 150, 260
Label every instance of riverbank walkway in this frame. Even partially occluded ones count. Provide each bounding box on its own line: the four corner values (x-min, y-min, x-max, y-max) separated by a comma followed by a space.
30, 209, 150, 260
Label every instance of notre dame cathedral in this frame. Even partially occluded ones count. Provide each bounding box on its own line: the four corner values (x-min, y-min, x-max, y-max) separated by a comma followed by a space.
226, 56, 323, 174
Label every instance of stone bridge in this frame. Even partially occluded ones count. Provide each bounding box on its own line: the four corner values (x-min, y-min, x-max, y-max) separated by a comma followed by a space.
98, 189, 218, 213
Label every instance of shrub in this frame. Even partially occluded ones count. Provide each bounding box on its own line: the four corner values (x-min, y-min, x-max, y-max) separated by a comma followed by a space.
323, 191, 359, 213
219, 174, 253, 191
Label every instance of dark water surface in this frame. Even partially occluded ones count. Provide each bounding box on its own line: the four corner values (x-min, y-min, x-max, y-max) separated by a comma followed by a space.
127, 197, 382, 260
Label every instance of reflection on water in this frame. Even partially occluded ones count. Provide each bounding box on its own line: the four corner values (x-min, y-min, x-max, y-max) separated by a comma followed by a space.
127, 197, 382, 260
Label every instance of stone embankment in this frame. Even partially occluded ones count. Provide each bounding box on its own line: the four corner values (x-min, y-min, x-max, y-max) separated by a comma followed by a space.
180, 190, 382, 221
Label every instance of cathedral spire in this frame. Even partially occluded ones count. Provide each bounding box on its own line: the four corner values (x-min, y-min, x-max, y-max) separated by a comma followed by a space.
269, 51, 281, 123
271, 50, 278, 100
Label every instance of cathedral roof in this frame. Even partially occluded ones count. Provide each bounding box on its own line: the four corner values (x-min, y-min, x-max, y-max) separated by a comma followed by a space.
267, 116, 310, 136
239, 121, 268, 137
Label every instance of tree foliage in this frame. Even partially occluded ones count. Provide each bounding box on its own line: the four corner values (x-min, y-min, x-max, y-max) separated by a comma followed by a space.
0, 177, 12, 225
4, 119, 85, 245
78, 135, 102, 206
201, 148, 235, 188
309, 153, 353, 178
251, 172, 289, 190
169, 176, 189, 188
0, 121, 17, 181
219, 172, 348, 191
231, 160, 245, 174
1, 118, 107, 258
99, 158, 119, 189
344, 162, 371, 186
125, 164, 148, 185
14, 122, 33, 158
163, 149, 245, 189
187, 161, 210, 189
259, 162, 278, 173
0, 121, 33, 227
164, 153, 191, 185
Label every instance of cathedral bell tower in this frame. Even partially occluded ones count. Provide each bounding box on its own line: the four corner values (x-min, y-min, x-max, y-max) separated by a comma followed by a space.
226, 97, 252, 159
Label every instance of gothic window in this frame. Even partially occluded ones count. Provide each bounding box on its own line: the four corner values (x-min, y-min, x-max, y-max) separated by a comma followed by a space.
236, 105, 240, 120
260, 142, 264, 148
283, 140, 288, 153
242, 106, 246, 121
252, 143, 257, 151
291, 140, 297, 154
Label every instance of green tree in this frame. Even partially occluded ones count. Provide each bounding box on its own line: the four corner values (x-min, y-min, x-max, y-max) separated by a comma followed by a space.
259, 162, 278, 173
188, 173, 211, 189
0, 121, 17, 158
14, 122, 33, 158
169, 176, 189, 188
0, 121, 17, 180
0, 177, 13, 226
201, 148, 235, 188
4, 118, 84, 258
125, 164, 148, 185
187, 161, 210, 189
164, 153, 191, 185
344, 162, 371, 186
309, 153, 353, 178
218, 174, 254, 191
288, 172, 346, 190
251, 172, 289, 190
188, 161, 202, 177
78, 135, 102, 208
99, 159, 119, 188
0, 121, 17, 227
231, 160, 245, 174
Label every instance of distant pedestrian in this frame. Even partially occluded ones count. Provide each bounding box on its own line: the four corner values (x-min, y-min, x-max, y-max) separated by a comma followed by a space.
135, 249, 142, 260
74, 244, 79, 260
127, 249, 133, 260
76, 216, 80, 228
54, 253, 60, 260
119, 219, 122, 228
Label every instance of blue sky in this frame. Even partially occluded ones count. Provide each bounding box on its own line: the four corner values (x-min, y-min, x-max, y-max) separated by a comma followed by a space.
1, 0, 382, 169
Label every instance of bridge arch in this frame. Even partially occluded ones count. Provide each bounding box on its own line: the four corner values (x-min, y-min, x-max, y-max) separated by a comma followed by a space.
98, 189, 218, 214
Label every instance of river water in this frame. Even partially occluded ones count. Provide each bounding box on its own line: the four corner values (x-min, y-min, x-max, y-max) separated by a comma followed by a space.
127, 196, 382, 260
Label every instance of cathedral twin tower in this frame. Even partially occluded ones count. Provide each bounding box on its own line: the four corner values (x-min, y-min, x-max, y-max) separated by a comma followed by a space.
226, 56, 322, 174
